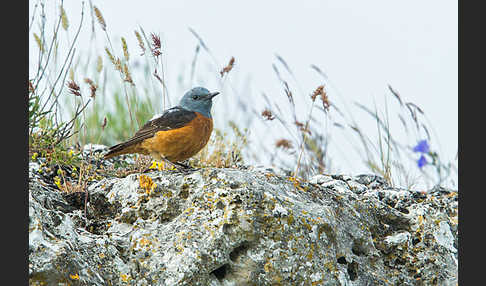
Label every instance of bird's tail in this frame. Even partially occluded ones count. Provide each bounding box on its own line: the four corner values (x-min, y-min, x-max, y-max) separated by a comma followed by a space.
104, 142, 142, 159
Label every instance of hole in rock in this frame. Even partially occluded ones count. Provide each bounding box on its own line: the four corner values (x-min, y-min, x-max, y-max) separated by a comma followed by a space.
212, 264, 230, 281
347, 261, 359, 281
351, 239, 367, 256
230, 241, 250, 262
337, 256, 347, 264
216, 201, 225, 210
179, 189, 189, 199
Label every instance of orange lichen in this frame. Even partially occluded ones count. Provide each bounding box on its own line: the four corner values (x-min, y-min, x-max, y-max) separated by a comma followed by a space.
139, 174, 157, 194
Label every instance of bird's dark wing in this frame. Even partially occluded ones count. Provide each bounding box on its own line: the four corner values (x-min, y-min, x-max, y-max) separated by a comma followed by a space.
118, 106, 197, 147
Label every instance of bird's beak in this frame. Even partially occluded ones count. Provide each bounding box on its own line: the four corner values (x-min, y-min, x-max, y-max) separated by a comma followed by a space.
208, 91, 220, 99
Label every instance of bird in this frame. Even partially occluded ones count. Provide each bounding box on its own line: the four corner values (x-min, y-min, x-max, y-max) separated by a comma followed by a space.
104, 87, 219, 169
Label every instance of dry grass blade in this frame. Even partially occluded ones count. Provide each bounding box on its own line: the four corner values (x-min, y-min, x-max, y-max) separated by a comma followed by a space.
33, 33, 44, 52
153, 68, 164, 85
188, 27, 209, 52
355, 102, 387, 130
55, 99, 92, 145
275, 54, 294, 76
405, 102, 424, 114
220, 57, 235, 77
398, 113, 408, 133
283, 81, 294, 106
310, 64, 328, 80
272, 63, 282, 81
387, 84, 403, 106
333, 122, 344, 128
93, 6, 106, 31
190, 45, 200, 84
405, 103, 419, 128
421, 123, 431, 140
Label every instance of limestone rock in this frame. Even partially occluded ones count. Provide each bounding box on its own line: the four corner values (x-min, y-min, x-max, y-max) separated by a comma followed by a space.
29, 166, 458, 285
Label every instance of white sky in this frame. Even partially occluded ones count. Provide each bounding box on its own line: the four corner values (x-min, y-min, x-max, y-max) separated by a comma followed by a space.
30, 0, 458, 189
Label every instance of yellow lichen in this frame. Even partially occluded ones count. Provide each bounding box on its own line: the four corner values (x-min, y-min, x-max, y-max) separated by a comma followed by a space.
323, 261, 336, 272
120, 273, 130, 282
139, 174, 157, 194
287, 214, 294, 225
307, 249, 313, 260
264, 260, 273, 273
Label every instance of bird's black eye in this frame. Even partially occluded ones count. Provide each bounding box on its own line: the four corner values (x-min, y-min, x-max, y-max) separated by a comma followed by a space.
192, 95, 199, 100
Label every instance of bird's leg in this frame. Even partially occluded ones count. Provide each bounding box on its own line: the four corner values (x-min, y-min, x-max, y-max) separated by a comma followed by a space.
142, 153, 166, 173
142, 153, 194, 172
171, 160, 194, 171
142, 162, 158, 173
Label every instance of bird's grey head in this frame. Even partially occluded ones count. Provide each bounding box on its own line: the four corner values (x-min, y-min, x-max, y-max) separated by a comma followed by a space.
179, 87, 219, 118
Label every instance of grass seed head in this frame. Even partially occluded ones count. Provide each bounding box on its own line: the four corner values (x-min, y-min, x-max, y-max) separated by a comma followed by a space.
102, 117, 107, 130
93, 6, 106, 31
220, 57, 235, 77
84, 78, 97, 98
123, 63, 134, 85
60, 5, 69, 31
261, 109, 275, 120
134, 30, 146, 55
29, 80, 35, 93
121, 37, 130, 61
96, 55, 103, 73
276, 139, 292, 149
67, 80, 81, 97
150, 33, 162, 57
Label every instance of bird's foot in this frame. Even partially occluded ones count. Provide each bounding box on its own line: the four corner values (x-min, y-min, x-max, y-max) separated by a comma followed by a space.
142, 167, 156, 173
172, 161, 196, 172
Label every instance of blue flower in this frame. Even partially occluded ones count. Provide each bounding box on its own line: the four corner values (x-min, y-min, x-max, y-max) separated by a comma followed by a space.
417, 154, 427, 168
413, 140, 430, 168
413, 140, 429, 154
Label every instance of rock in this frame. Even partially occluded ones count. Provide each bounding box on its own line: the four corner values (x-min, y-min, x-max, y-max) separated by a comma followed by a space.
29, 168, 458, 285
82, 143, 108, 155
309, 174, 333, 185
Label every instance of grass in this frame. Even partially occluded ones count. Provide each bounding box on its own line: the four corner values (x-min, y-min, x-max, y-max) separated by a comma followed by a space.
29, 0, 457, 192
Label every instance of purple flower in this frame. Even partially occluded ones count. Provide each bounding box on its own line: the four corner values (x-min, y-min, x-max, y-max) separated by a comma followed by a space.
417, 154, 427, 168
413, 140, 429, 154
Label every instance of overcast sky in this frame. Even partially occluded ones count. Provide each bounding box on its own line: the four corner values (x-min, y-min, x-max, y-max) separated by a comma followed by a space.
30, 0, 457, 188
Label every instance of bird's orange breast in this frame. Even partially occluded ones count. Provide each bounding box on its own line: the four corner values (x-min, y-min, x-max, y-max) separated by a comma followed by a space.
139, 112, 213, 162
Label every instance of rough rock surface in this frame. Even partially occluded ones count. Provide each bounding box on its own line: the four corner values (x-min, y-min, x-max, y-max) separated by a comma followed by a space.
29, 163, 458, 285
